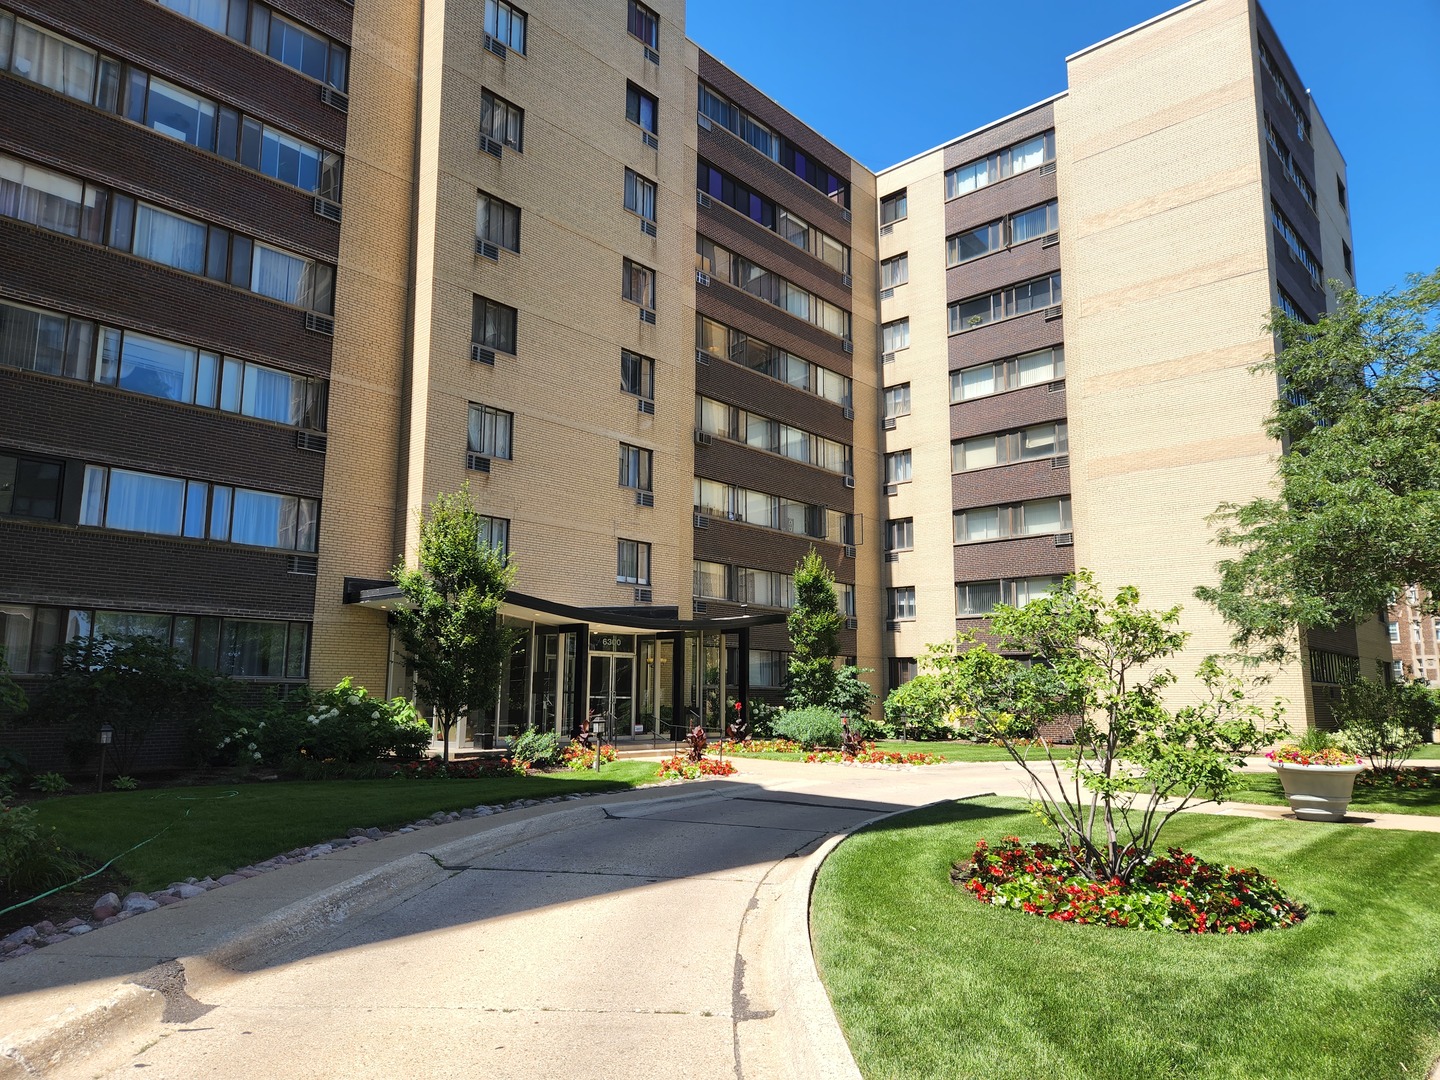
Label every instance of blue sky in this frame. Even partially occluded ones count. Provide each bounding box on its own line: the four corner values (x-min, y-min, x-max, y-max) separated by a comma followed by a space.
687, 0, 1439, 296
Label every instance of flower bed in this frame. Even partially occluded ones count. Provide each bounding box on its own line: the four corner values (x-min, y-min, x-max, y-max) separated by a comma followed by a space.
655, 756, 737, 780
1266, 745, 1363, 766
1356, 767, 1440, 790
954, 836, 1306, 934
562, 742, 618, 770
392, 757, 525, 780
804, 743, 944, 766
720, 738, 803, 755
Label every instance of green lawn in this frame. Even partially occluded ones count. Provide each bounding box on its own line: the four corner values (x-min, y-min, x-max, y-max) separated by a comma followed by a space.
1228, 771, 1440, 817
725, 740, 1072, 763
812, 797, 1440, 1080
34, 762, 657, 893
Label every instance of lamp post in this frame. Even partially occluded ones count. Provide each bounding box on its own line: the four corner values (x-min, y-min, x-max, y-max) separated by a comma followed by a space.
591, 714, 605, 772
97, 722, 114, 793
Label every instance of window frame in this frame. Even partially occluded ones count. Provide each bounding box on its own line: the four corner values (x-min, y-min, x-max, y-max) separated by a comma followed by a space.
471, 295, 518, 354
622, 258, 657, 311
880, 190, 907, 225
625, 82, 658, 135
480, 89, 524, 152
616, 538, 652, 585
618, 443, 653, 492
476, 189, 521, 252
624, 168, 657, 223
620, 349, 655, 401
467, 403, 514, 461
626, 0, 659, 49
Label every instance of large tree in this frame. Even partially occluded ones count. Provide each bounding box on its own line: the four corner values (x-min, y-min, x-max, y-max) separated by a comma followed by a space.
391, 485, 516, 762
786, 548, 843, 709
1196, 269, 1440, 655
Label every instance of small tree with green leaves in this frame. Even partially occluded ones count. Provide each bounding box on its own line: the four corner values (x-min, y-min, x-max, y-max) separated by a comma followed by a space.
1335, 677, 1439, 772
786, 548, 843, 709
391, 485, 516, 762
0, 646, 25, 729
941, 572, 1278, 884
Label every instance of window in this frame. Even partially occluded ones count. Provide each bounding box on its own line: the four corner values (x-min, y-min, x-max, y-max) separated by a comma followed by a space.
1308, 648, 1358, 686
476, 190, 521, 252
951, 347, 1065, 402
618, 443, 652, 491
696, 238, 851, 339
949, 273, 1061, 332
1258, 40, 1307, 142
952, 422, 1068, 472
880, 190, 906, 225
157, 0, 227, 30
1271, 203, 1320, 287
1010, 200, 1059, 244
881, 253, 908, 289
480, 89, 524, 152
132, 202, 207, 274
627, 0, 658, 49
624, 169, 656, 222
616, 539, 651, 585
1414, 621, 1423, 644
1263, 116, 1315, 210
695, 397, 851, 475
693, 560, 727, 600
0, 152, 103, 241
882, 319, 909, 353
0, 13, 108, 107
472, 296, 517, 354
736, 567, 793, 609
954, 497, 1071, 543
888, 657, 916, 690
0, 452, 62, 519
885, 518, 913, 552
623, 258, 656, 310
693, 477, 848, 541
262, 10, 348, 88
621, 349, 654, 400
142, 76, 216, 150
945, 131, 1055, 199
626, 83, 657, 135
1336, 176, 1347, 211
250, 241, 335, 313
956, 576, 1061, 616
749, 650, 785, 688
887, 587, 916, 621
695, 316, 852, 406
467, 404, 513, 460
484, 0, 526, 53
1342, 241, 1353, 277
883, 384, 911, 419
477, 514, 509, 556
79, 465, 317, 550
1388, 622, 1401, 644
885, 450, 912, 485
697, 160, 850, 273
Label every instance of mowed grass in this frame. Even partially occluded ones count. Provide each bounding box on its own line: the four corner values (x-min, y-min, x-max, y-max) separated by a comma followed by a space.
34, 761, 658, 893
812, 797, 1440, 1080
1228, 771, 1440, 817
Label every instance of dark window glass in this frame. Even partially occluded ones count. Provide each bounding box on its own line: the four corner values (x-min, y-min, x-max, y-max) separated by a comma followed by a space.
472, 296, 518, 353
0, 454, 62, 519
626, 83, 657, 134
627, 0, 658, 48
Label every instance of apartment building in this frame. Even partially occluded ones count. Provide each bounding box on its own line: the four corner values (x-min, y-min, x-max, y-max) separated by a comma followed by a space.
1388, 588, 1440, 688
0, 0, 1382, 762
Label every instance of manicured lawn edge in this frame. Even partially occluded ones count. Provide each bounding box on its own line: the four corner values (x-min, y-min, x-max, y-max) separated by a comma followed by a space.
811, 797, 1440, 1080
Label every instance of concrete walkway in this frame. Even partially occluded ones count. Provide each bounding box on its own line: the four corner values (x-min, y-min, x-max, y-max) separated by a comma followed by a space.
1, 758, 1437, 1078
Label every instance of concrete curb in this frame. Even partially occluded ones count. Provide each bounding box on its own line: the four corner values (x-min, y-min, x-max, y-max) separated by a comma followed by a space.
0, 982, 163, 1079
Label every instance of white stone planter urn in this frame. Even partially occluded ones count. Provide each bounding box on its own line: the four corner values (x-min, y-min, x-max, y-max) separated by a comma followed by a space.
1269, 762, 1365, 822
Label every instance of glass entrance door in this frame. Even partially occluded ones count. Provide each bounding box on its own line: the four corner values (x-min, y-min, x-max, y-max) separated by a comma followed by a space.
588, 634, 635, 737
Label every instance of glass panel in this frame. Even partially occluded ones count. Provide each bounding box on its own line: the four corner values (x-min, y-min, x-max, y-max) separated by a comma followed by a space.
144, 77, 216, 149
219, 619, 287, 677
1020, 499, 1063, 534
132, 204, 207, 274
104, 469, 184, 535
117, 331, 197, 402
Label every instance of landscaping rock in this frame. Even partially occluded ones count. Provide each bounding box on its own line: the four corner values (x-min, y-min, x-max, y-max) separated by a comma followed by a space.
235, 869, 262, 879
217, 874, 245, 886
197, 877, 219, 889
40, 933, 70, 946
473, 807, 494, 816
346, 827, 366, 838
93, 893, 121, 920
2, 926, 37, 948
67, 924, 93, 936
8, 945, 34, 959
364, 828, 383, 840
122, 893, 160, 914
153, 894, 182, 907
309, 845, 333, 857
430, 812, 447, 823
59, 918, 85, 931
398, 827, 415, 834
351, 836, 372, 845
176, 884, 207, 899
32, 921, 56, 936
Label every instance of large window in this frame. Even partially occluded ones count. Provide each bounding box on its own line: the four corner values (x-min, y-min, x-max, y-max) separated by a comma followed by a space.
627, 0, 658, 49
695, 316, 851, 406
951, 346, 1065, 402
616, 539, 651, 585
887, 587, 916, 621
949, 273, 1061, 333
695, 397, 851, 475
621, 349, 654, 401
952, 422, 1068, 472
880, 190, 907, 224
626, 82, 658, 135
0, 12, 108, 106
882, 318, 909, 353
476, 190, 521, 252
883, 384, 911, 419
1263, 116, 1315, 210
154, 1, 347, 88
472, 296, 517, 354
885, 518, 913, 552
480, 89, 524, 152
0, 152, 103, 241
945, 130, 1055, 199
697, 82, 850, 207
467, 404, 513, 460
885, 450, 912, 485
484, 0, 527, 53
693, 477, 851, 543
0, 452, 62, 520
881, 253, 908, 289
79, 465, 317, 551
618, 444, 653, 492
956, 576, 1062, 616
250, 241, 334, 312
623, 258, 656, 310
954, 497, 1071, 543
749, 650, 785, 688
697, 237, 851, 339
477, 514, 509, 557
624, 169, 656, 222
946, 201, 1058, 266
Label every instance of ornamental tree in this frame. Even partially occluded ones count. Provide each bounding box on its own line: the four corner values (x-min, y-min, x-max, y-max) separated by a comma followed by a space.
1334, 678, 1440, 772
1197, 269, 1440, 654
786, 548, 843, 709
390, 485, 517, 762
939, 572, 1278, 884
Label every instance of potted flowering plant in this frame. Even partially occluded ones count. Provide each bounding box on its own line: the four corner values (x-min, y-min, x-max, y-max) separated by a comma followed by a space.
1266, 731, 1364, 822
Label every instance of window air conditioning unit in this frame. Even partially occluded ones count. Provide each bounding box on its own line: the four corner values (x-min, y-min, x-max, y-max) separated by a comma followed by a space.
694, 349, 710, 365
885, 620, 901, 632
694, 429, 712, 446
882, 417, 897, 431
1042, 232, 1060, 248
635, 490, 655, 507
884, 551, 900, 563
483, 33, 507, 59
644, 46, 659, 65
634, 587, 653, 603
1054, 531, 1074, 547
693, 513, 711, 529
880, 287, 894, 301
880, 223, 893, 237
1043, 305, 1063, 320
844, 616, 858, 630
882, 352, 896, 364
287, 555, 319, 575
1051, 454, 1070, 469
313, 196, 341, 222
479, 134, 503, 158
841, 274, 852, 287
693, 600, 708, 614
640, 219, 657, 238
841, 208, 852, 223
843, 475, 855, 489
470, 344, 496, 365
476, 238, 500, 261
642, 131, 658, 151
696, 191, 713, 208
639, 308, 656, 325
1039, 161, 1056, 176
1048, 380, 1065, 393
842, 405, 854, 420
885, 483, 899, 497
304, 312, 335, 336
295, 431, 328, 453
843, 544, 857, 559
695, 270, 711, 286
842, 339, 853, 354
636, 397, 655, 415
466, 452, 491, 473
320, 85, 348, 112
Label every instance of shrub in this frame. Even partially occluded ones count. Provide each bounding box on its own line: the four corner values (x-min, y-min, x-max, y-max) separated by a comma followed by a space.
393, 757, 525, 779
826, 665, 877, 720
771, 707, 844, 749
0, 800, 83, 899
0, 645, 26, 730
1334, 678, 1439, 771
111, 775, 139, 791
749, 702, 782, 739
30, 771, 68, 795
511, 727, 562, 769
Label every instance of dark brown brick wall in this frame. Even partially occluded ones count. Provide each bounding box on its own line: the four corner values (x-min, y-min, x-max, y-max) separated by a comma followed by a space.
694, 519, 853, 585
697, 201, 849, 304
941, 101, 1055, 174
952, 459, 1070, 510
9, 0, 350, 147
946, 240, 1061, 306
0, 517, 317, 619
949, 310, 1065, 370
0, 79, 340, 261
695, 439, 852, 509
696, 284, 852, 373
0, 222, 333, 377
953, 536, 1075, 581
697, 358, 850, 444
944, 166, 1058, 238
951, 384, 1066, 440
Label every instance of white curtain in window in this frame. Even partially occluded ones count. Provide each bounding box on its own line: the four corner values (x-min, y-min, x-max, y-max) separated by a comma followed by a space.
105, 469, 184, 535
158, 0, 228, 31
0, 605, 34, 672
11, 22, 94, 101
231, 488, 287, 548
133, 204, 206, 274
252, 243, 307, 305
1010, 136, 1048, 174
0, 155, 84, 236
242, 363, 299, 423
1021, 500, 1064, 534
